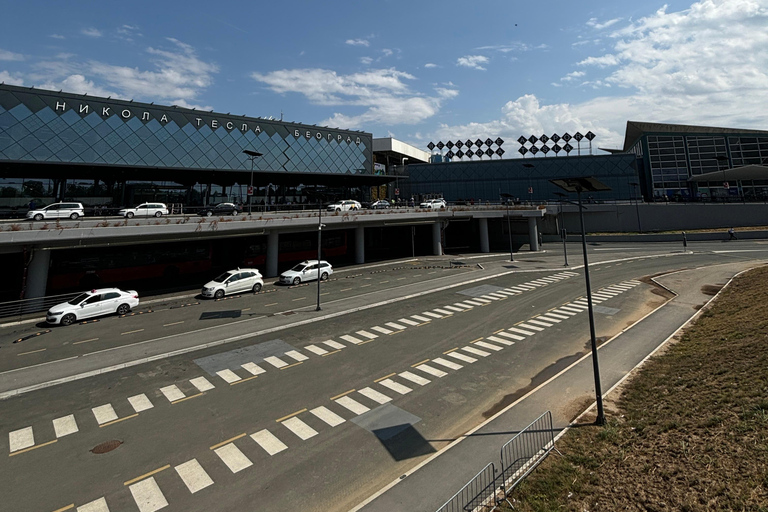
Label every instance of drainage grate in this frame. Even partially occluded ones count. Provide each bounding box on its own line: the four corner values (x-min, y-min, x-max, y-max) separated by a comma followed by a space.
91, 440, 123, 454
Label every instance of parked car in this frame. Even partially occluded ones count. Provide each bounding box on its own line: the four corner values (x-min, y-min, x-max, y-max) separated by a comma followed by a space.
370, 200, 391, 209
26, 202, 85, 221
47, 288, 139, 326
327, 200, 361, 212
118, 203, 169, 218
202, 268, 263, 299
279, 260, 333, 285
198, 203, 240, 217
419, 198, 447, 209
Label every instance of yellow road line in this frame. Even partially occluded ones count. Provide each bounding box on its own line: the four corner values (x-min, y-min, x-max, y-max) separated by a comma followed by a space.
388, 330, 404, 335
322, 349, 341, 357
469, 337, 484, 344
8, 439, 57, 457
265, 303, 278, 306
443, 347, 459, 354
276, 408, 307, 423
358, 339, 374, 345
73, 338, 99, 345
121, 329, 145, 335
230, 375, 259, 386
397, 277, 406, 280
280, 361, 303, 370
163, 321, 184, 327
17, 348, 46, 356
292, 297, 306, 301
374, 372, 396, 383
171, 393, 204, 404
379, 280, 389, 283
210, 433, 246, 451
341, 288, 353, 292
320, 292, 330, 296
330, 389, 355, 400
411, 359, 430, 367
493, 328, 505, 334
52, 504, 74, 512
124, 464, 170, 486
99, 413, 139, 428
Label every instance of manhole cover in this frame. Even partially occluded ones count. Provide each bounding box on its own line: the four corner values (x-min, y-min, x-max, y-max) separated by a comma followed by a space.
91, 440, 123, 454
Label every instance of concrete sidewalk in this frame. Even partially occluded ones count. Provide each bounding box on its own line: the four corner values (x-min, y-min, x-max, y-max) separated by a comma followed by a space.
353, 260, 762, 512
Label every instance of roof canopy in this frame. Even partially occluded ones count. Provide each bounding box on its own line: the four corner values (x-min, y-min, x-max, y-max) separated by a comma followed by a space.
688, 165, 768, 182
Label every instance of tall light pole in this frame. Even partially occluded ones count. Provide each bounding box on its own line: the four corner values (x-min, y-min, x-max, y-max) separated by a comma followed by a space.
554, 192, 569, 267
398, 157, 408, 204
551, 177, 612, 426
715, 155, 729, 202
500, 192, 514, 262
315, 192, 326, 311
629, 182, 642, 233
242, 150, 262, 216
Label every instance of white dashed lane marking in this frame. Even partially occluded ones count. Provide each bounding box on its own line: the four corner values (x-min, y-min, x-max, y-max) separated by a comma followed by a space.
462, 346, 490, 357
216, 369, 242, 383
264, 356, 289, 369
447, 351, 477, 363
175, 459, 214, 494
398, 371, 431, 386
378, 379, 412, 395
190, 376, 215, 392
251, 429, 288, 456
129, 476, 168, 512
416, 364, 448, 377
9, 426, 34, 452
92, 404, 118, 425
340, 334, 364, 345
242, 362, 266, 375
215, 443, 252, 473
128, 394, 154, 413
305, 345, 328, 356
335, 396, 370, 415
358, 387, 392, 404
310, 406, 346, 427
281, 417, 318, 440
53, 415, 79, 438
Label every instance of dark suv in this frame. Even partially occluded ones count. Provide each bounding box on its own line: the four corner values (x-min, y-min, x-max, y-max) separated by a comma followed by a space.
198, 203, 240, 217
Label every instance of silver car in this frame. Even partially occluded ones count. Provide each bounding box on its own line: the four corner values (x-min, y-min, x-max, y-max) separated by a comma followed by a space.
27, 202, 85, 221
202, 268, 263, 299
47, 288, 139, 326
119, 203, 169, 218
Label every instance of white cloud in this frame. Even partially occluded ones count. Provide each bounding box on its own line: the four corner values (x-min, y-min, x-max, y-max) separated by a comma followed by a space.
560, 71, 586, 82
360, 56, 373, 65
382, 48, 393, 57
424, 63, 438, 68
587, 17, 622, 30
116, 24, 143, 41
457, 55, 489, 70
345, 39, 369, 47
0, 70, 24, 85
475, 42, 529, 53
81, 27, 103, 38
39, 74, 115, 98
577, 54, 620, 67
0, 49, 24, 61
251, 67, 455, 128
49, 34, 65, 40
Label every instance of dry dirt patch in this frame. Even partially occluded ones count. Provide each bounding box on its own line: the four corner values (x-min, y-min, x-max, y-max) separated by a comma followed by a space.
504, 265, 768, 511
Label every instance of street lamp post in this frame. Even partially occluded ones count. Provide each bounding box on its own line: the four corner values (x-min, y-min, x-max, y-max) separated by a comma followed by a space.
500, 192, 514, 262
315, 192, 326, 311
550, 177, 612, 426
242, 150, 263, 216
629, 182, 642, 233
554, 192, 569, 267
715, 155, 729, 202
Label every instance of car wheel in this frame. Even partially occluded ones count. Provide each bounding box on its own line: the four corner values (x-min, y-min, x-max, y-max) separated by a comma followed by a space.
335, 208, 341, 212
252, 283, 262, 293
154, 211, 162, 217
61, 313, 76, 326
116, 303, 131, 315
33, 213, 44, 221
214, 289, 225, 299
70, 212, 79, 220
126, 212, 135, 219
232, 210, 239, 216
292, 277, 301, 286
206, 211, 213, 217
320, 272, 329, 281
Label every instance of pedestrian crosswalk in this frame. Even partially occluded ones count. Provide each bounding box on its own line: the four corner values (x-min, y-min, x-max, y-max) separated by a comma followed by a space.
9, 275, 644, 512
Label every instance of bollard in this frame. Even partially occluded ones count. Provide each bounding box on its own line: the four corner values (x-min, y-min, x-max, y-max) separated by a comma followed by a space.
682, 231, 688, 252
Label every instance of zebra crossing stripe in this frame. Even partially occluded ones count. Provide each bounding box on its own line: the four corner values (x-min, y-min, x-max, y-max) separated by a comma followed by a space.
305, 345, 328, 356
323, 340, 346, 350
356, 330, 378, 339
517, 322, 544, 332
442, 305, 464, 312
310, 406, 345, 427
242, 362, 266, 375
397, 318, 420, 326
543, 312, 569, 320
216, 369, 242, 383
214, 443, 252, 473
552, 308, 577, 316
340, 334, 364, 344
526, 319, 553, 328
129, 476, 168, 512
53, 414, 79, 438
334, 396, 370, 415
385, 321, 407, 330
264, 356, 289, 368
462, 346, 491, 357
371, 326, 393, 335
358, 387, 392, 404
474, 341, 503, 351
495, 331, 525, 341
9, 427, 34, 452
92, 404, 118, 425
281, 417, 318, 441
398, 371, 431, 386
446, 351, 477, 363
285, 350, 309, 362
508, 326, 535, 336
378, 379, 412, 394
251, 429, 288, 455
535, 315, 560, 324
433, 308, 454, 315
77, 497, 110, 512
190, 376, 215, 392
416, 364, 447, 377
411, 314, 432, 322
472, 298, 492, 304
432, 357, 463, 370
453, 302, 475, 309
175, 459, 214, 494
160, 385, 187, 401
486, 335, 514, 346
421, 311, 443, 318
128, 394, 154, 413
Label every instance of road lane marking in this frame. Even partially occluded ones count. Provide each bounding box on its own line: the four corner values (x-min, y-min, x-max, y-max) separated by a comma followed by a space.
310, 406, 345, 427
443, 347, 459, 354
8, 426, 35, 452
378, 379, 412, 394
159, 384, 185, 402
320, 292, 330, 296
72, 338, 99, 345
475, 341, 503, 351
9, 438, 56, 457
486, 336, 514, 346
322, 349, 341, 356
517, 322, 544, 332
99, 414, 138, 428
124, 464, 170, 486
251, 430, 288, 455
214, 443, 252, 473
323, 340, 345, 350
163, 321, 184, 327
341, 288, 353, 292
508, 326, 536, 336
264, 356, 289, 368
431, 357, 463, 370
385, 321, 407, 330
356, 330, 378, 339
335, 396, 370, 415
129, 476, 168, 512
128, 394, 154, 413
447, 351, 477, 363
371, 326, 393, 335
281, 417, 318, 440
358, 387, 392, 404
330, 389, 356, 400
421, 311, 443, 318
76, 497, 109, 512
379, 280, 389, 283
53, 415, 79, 438
92, 404, 118, 425
375, 372, 397, 383
551, 308, 577, 316
175, 459, 214, 493
17, 348, 46, 356
398, 371, 430, 386
411, 314, 432, 322
190, 376, 215, 392
242, 362, 266, 375
340, 334, 364, 345
462, 346, 491, 357
172, 392, 204, 404
361, 284, 371, 288
121, 329, 145, 335
285, 350, 309, 362
210, 433, 246, 451
416, 364, 447, 377
397, 318, 420, 326
52, 505, 74, 512
230, 375, 259, 386
305, 344, 328, 355
495, 331, 525, 341
527, 319, 554, 327
468, 337, 483, 344
461, 300, 484, 306
454, 303, 474, 309
411, 359, 430, 367
265, 303, 278, 306
292, 297, 306, 301
442, 305, 463, 312
280, 361, 303, 370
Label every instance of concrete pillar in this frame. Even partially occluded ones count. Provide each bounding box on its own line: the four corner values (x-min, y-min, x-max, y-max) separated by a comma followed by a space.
478, 218, 490, 253
528, 217, 539, 252
25, 248, 51, 298
432, 222, 443, 256
266, 231, 279, 277
355, 226, 365, 264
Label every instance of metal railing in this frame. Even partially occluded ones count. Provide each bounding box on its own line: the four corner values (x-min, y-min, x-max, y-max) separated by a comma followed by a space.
434, 411, 558, 512
0, 292, 79, 320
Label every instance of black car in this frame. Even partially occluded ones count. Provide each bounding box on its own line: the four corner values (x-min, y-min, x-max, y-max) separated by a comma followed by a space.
198, 203, 240, 216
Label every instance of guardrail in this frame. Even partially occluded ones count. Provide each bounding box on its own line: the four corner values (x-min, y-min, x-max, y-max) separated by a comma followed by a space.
434, 411, 558, 512
0, 292, 79, 321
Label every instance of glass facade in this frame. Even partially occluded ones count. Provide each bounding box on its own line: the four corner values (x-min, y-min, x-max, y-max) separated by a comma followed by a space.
0, 84, 372, 205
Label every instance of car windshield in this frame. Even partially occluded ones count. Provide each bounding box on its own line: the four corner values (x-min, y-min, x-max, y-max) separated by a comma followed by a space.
213, 272, 234, 283
290, 264, 307, 272
68, 293, 90, 305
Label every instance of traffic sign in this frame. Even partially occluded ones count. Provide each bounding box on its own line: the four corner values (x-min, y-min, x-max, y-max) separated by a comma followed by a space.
395, 188, 400, 196
247, 186, 254, 196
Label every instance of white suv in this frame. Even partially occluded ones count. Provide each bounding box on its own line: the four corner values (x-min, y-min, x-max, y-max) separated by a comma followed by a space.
202, 268, 263, 299
27, 202, 85, 221
419, 198, 447, 209
119, 203, 169, 218
279, 260, 333, 285
327, 200, 361, 212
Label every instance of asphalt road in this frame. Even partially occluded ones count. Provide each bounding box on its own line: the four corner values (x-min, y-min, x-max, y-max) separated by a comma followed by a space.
1, 240, 767, 512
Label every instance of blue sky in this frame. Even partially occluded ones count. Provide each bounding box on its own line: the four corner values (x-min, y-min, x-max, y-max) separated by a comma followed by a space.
2, 0, 767, 153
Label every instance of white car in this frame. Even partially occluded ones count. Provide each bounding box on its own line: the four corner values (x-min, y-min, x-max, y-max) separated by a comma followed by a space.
279, 260, 333, 285
27, 202, 85, 221
327, 200, 361, 212
202, 268, 263, 299
47, 288, 139, 326
420, 198, 447, 209
119, 202, 169, 218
